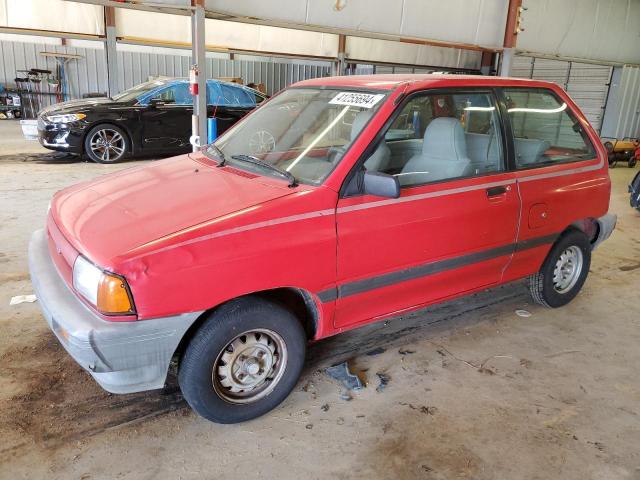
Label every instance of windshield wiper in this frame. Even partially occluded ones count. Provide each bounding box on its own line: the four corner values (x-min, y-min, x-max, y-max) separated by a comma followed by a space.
209, 144, 227, 167
230, 154, 298, 187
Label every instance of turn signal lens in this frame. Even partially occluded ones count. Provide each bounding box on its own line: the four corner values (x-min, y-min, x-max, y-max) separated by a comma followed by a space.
97, 273, 134, 315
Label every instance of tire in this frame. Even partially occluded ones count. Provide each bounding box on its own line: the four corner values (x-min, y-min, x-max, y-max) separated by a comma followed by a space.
629, 158, 637, 168
178, 297, 306, 423
529, 229, 591, 308
84, 124, 129, 163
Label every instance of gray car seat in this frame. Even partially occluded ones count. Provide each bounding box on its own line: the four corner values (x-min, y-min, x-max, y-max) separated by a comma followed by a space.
514, 138, 551, 166
350, 111, 391, 172
401, 117, 472, 183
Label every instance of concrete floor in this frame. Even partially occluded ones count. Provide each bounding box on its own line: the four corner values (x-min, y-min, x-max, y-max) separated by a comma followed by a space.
1, 120, 639, 479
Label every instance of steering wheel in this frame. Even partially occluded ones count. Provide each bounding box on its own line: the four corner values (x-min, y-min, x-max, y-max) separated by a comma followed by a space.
248, 130, 276, 154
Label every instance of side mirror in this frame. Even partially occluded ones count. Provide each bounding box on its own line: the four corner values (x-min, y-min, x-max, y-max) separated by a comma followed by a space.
363, 171, 400, 198
149, 98, 173, 108
346, 170, 400, 198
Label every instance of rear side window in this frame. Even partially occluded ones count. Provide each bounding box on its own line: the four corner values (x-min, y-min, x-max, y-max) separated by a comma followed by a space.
208, 83, 256, 107
504, 88, 596, 168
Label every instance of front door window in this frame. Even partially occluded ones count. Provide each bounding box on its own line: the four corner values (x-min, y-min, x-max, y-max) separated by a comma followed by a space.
363, 91, 505, 187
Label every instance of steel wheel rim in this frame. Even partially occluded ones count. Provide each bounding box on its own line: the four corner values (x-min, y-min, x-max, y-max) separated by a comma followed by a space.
89, 129, 125, 162
552, 245, 583, 294
212, 329, 287, 404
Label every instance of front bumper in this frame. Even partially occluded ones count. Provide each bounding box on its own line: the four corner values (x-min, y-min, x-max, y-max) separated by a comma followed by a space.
592, 213, 617, 249
28, 229, 203, 394
37, 120, 84, 153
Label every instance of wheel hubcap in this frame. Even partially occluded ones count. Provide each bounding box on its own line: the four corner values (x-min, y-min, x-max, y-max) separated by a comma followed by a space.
90, 129, 125, 162
552, 245, 583, 294
213, 329, 287, 404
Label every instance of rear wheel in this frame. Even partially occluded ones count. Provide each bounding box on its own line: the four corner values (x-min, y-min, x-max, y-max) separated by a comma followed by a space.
178, 297, 306, 423
84, 124, 128, 163
529, 229, 591, 308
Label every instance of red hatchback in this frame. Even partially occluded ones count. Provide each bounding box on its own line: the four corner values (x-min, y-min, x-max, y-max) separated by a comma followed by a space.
29, 75, 616, 423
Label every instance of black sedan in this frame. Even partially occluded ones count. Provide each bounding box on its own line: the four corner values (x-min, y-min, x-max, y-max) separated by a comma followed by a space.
37, 78, 266, 163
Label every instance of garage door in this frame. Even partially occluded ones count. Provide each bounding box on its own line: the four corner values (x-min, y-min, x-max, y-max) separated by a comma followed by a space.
510, 56, 612, 132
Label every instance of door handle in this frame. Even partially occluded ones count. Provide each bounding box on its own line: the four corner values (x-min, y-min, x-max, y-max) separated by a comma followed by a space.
486, 185, 507, 197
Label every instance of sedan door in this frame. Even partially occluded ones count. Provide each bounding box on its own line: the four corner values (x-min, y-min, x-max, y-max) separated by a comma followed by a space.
334, 89, 521, 328
139, 82, 193, 152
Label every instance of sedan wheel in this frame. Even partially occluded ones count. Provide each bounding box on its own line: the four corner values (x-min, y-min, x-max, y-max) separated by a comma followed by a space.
84, 125, 128, 163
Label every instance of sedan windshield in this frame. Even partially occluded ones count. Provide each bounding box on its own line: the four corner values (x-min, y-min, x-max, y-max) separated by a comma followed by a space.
112, 80, 169, 103
208, 88, 388, 185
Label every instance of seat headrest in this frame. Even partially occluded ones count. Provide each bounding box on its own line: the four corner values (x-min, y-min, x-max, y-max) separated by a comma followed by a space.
422, 117, 468, 161
351, 110, 373, 141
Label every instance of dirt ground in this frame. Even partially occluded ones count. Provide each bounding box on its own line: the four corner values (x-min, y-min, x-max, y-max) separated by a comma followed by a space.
1, 120, 639, 480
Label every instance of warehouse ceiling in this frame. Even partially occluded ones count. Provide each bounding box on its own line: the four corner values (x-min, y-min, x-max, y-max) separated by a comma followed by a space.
64, 0, 508, 52
63, 0, 640, 65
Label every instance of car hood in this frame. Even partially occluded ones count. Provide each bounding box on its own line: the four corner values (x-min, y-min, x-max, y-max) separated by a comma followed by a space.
50, 154, 296, 268
38, 97, 125, 116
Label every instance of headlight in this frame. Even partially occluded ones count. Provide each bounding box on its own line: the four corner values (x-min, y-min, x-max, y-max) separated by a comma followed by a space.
45, 113, 86, 123
72, 255, 135, 315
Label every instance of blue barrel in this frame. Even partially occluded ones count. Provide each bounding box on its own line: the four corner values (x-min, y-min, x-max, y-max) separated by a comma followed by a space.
208, 117, 218, 144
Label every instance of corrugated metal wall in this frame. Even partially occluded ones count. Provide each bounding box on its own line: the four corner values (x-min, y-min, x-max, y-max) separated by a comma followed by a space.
601, 65, 640, 140
116, 49, 331, 96
0, 39, 108, 109
0, 37, 332, 112
510, 55, 612, 132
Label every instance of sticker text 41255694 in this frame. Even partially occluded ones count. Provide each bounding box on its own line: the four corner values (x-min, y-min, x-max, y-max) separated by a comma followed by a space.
329, 92, 386, 109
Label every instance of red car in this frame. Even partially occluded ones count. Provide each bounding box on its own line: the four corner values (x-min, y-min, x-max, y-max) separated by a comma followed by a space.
29, 74, 616, 423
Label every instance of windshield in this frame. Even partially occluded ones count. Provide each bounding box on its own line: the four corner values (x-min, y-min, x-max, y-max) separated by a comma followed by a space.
112, 80, 169, 103
208, 88, 388, 185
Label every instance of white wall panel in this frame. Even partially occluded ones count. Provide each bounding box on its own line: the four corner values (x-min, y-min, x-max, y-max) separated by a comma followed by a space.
115, 9, 191, 44
205, 0, 509, 49
115, 9, 338, 58
346, 37, 482, 71
0, 1, 7, 27
400, 0, 508, 47
2, 0, 103, 35
518, 0, 640, 65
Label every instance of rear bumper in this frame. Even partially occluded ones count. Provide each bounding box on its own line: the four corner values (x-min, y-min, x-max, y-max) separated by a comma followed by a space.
592, 213, 617, 249
28, 229, 203, 394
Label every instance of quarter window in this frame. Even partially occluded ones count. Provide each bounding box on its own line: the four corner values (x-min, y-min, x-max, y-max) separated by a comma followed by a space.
368, 91, 504, 187
208, 83, 257, 107
504, 88, 596, 168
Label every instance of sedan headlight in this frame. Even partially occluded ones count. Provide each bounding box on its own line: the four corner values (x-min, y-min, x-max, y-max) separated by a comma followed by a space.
45, 113, 87, 123
73, 255, 135, 315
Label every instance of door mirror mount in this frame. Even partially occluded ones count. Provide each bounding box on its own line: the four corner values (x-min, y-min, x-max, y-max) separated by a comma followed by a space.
149, 98, 165, 108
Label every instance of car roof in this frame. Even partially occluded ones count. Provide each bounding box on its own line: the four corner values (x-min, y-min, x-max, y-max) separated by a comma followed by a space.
292, 74, 561, 92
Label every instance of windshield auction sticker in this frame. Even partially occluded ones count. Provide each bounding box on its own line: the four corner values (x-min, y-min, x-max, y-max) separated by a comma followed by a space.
329, 92, 385, 109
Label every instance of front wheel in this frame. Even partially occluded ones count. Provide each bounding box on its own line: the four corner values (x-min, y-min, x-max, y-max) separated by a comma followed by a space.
178, 297, 306, 423
529, 229, 591, 308
84, 124, 129, 163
